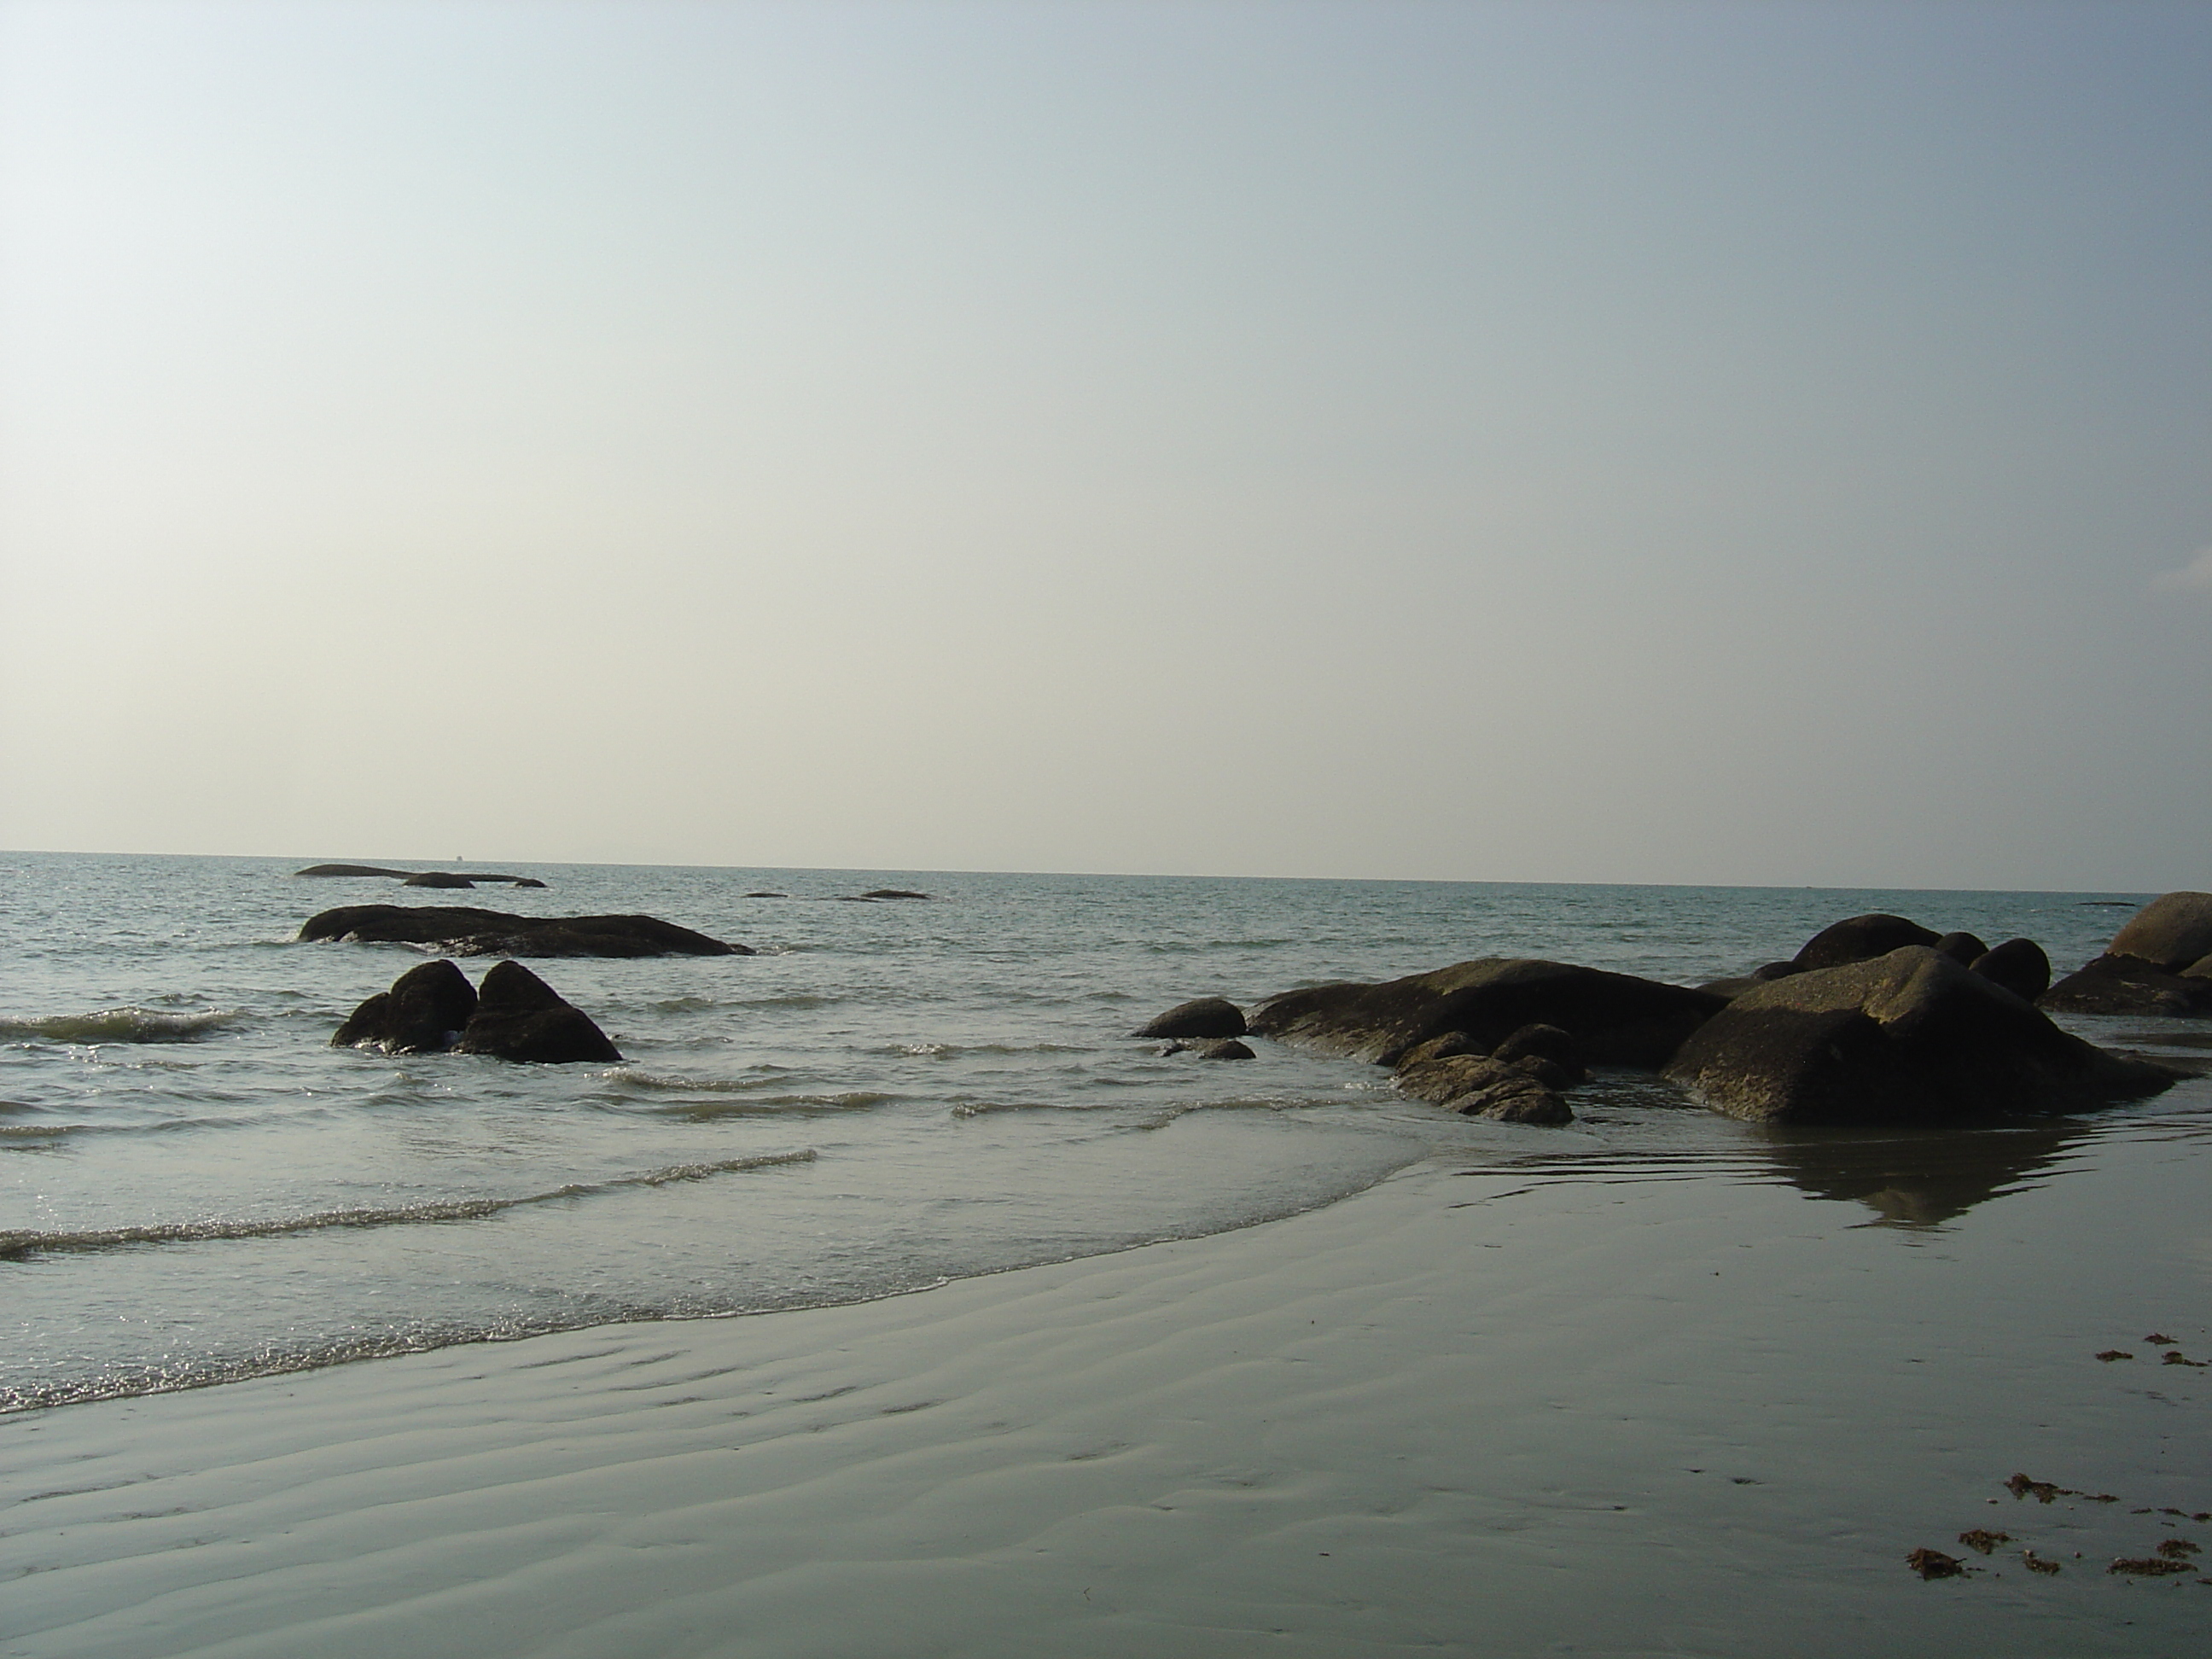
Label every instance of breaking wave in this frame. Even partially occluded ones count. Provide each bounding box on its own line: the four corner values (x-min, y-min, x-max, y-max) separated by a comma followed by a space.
0, 1008, 243, 1045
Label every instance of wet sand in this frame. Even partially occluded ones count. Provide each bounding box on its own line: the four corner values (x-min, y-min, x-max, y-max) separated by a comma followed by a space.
4, 1113, 2209, 1658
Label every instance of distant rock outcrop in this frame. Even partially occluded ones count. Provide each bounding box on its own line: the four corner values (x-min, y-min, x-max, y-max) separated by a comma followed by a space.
300, 905, 748, 958
1666, 946, 2175, 1124
295, 864, 545, 888
334, 959, 620, 1063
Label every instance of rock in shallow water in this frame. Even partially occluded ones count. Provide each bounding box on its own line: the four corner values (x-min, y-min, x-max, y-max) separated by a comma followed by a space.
300, 905, 747, 958
452, 961, 623, 1064
334, 960, 620, 1063
1134, 997, 1248, 1039
1665, 946, 2176, 1124
330, 959, 478, 1055
1248, 958, 1721, 1068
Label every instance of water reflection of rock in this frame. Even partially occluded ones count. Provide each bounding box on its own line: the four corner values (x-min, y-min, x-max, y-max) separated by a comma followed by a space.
1755, 1121, 2086, 1229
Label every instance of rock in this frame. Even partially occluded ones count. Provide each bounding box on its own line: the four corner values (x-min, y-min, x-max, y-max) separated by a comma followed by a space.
1248, 958, 1724, 1068
2040, 953, 2212, 1016
1491, 1022, 1587, 1082
1664, 946, 2177, 1124
295, 864, 544, 887
744, 892, 787, 899
1749, 962, 1802, 981
2187, 955, 2212, 981
1933, 931, 1989, 967
1394, 1053, 1519, 1104
331, 959, 478, 1054
451, 961, 622, 1064
1455, 1074, 1573, 1125
1697, 976, 1766, 999
861, 889, 930, 900
1163, 1038, 1255, 1060
1395, 1031, 1484, 1066
2106, 892, 2212, 971
1970, 938, 2050, 1002
299, 905, 748, 957
1133, 997, 1248, 1039
1789, 914, 1941, 973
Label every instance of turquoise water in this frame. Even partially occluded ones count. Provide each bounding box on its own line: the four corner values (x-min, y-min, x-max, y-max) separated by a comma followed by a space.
0, 852, 2191, 1412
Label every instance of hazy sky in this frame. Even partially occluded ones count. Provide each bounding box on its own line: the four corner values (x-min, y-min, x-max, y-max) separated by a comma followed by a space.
2, 0, 2206, 888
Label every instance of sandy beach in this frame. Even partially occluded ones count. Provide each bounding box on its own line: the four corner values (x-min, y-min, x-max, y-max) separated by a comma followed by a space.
5, 1102, 2208, 1659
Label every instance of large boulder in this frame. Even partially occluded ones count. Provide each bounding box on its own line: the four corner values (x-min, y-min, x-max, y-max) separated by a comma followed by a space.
1247, 958, 1724, 1068
452, 961, 622, 1063
332, 959, 478, 1054
1787, 914, 1942, 974
2041, 893, 2212, 1016
2106, 892, 2212, 971
1664, 946, 2176, 1125
1968, 938, 2050, 1003
1133, 997, 1247, 1039
300, 905, 748, 957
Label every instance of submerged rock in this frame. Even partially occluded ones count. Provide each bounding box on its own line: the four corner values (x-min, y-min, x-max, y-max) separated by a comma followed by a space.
1248, 958, 1723, 1068
451, 961, 622, 1064
1134, 997, 1248, 1039
1664, 946, 2176, 1124
1161, 1037, 1255, 1061
300, 905, 748, 958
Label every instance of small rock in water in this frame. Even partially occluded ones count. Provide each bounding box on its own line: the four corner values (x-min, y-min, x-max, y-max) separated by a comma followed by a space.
1134, 997, 1248, 1039
2022, 1551, 2063, 1575
1957, 1528, 2010, 1555
2096, 1349, 2135, 1362
2109, 1555, 2191, 1576
1906, 1547, 1967, 1580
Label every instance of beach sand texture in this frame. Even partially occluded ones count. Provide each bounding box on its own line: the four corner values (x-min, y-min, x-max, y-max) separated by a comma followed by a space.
5, 1106, 2207, 1659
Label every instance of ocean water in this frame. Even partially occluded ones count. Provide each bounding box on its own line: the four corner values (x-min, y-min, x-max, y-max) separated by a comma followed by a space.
2, 851, 2199, 1416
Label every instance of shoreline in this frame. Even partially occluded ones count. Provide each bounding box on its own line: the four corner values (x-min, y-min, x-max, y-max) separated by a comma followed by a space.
6, 1109, 2209, 1658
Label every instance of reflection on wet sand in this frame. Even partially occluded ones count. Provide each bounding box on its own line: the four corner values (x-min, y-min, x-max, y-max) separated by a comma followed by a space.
1752, 1121, 2087, 1229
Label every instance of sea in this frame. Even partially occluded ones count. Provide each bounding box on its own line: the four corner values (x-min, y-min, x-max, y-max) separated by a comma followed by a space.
3, 851, 2203, 1417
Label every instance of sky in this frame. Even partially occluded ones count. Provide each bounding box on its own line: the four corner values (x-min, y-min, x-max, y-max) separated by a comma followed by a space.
1, 0, 2206, 889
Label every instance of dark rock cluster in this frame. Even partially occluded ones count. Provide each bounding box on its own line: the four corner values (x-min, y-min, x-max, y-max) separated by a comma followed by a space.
334, 959, 621, 1063
1132, 894, 2206, 1129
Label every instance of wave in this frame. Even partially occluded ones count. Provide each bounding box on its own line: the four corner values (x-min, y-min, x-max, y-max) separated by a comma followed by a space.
0, 1008, 242, 1045
0, 1150, 818, 1261
607, 1068, 791, 1093
895, 1041, 1096, 1058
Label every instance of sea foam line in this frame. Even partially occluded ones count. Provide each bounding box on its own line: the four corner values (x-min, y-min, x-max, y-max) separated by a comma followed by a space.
0, 1150, 818, 1260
